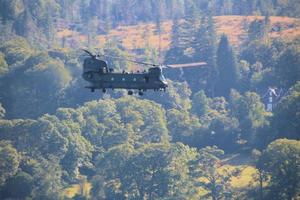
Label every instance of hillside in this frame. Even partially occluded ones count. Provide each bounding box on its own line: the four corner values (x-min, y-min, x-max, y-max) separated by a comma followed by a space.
56, 16, 300, 51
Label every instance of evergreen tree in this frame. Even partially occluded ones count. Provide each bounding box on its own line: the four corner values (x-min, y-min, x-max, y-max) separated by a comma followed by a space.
274, 46, 300, 89
193, 14, 217, 96
164, 16, 183, 63
165, 2, 201, 64
215, 34, 238, 98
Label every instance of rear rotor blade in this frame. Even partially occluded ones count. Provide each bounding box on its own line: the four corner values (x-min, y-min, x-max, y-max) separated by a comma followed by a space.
165, 62, 207, 68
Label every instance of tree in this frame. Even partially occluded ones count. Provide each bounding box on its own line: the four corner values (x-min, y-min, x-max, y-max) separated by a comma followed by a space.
147, 80, 192, 111
165, 2, 201, 64
193, 14, 217, 96
0, 36, 32, 65
252, 149, 268, 200
257, 139, 300, 200
229, 90, 269, 146
13, 5, 37, 41
215, 34, 238, 98
206, 112, 239, 151
192, 90, 210, 118
30, 156, 64, 200
164, 16, 184, 63
0, 172, 33, 199
167, 108, 201, 145
0, 52, 8, 75
247, 19, 269, 42
274, 46, 300, 89
0, 52, 72, 118
0, 140, 20, 186
0, 103, 5, 119
123, 144, 172, 199
190, 146, 239, 200
271, 81, 300, 140
92, 143, 198, 200
0, 0, 24, 22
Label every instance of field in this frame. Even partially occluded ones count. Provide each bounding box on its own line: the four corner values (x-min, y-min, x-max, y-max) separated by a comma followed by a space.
56, 16, 300, 51
63, 181, 92, 198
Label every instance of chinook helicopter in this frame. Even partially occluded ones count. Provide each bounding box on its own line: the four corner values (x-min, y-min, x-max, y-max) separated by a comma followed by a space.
82, 49, 206, 96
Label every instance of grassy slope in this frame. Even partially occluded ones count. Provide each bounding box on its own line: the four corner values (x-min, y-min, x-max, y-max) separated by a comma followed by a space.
63, 182, 92, 198
57, 16, 300, 51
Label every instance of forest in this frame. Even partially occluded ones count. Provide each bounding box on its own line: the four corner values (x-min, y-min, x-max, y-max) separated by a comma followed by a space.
0, 0, 299, 199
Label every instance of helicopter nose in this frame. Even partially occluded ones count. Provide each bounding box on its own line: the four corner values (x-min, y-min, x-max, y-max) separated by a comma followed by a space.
162, 81, 168, 87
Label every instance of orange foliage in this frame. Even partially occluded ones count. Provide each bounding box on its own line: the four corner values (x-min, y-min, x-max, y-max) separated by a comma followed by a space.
55, 16, 300, 51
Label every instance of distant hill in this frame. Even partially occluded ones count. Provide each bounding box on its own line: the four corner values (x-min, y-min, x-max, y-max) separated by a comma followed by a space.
56, 16, 300, 51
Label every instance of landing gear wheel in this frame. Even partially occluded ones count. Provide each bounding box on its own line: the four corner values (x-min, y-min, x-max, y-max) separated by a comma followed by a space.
128, 91, 133, 95
138, 91, 143, 96
102, 89, 106, 93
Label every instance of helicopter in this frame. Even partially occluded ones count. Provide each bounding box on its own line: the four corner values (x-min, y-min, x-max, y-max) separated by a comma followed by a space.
82, 49, 206, 96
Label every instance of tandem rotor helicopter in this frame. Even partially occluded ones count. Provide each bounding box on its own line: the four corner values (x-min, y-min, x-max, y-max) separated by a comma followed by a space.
82, 49, 206, 96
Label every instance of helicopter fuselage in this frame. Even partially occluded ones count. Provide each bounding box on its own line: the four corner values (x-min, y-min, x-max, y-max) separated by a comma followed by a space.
82, 57, 168, 92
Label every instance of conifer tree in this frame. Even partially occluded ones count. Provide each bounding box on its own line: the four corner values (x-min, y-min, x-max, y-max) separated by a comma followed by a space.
193, 14, 217, 96
165, 2, 201, 64
164, 16, 182, 63
215, 34, 238, 98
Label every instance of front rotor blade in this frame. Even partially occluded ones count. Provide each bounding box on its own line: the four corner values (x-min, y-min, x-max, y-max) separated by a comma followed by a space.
165, 62, 207, 68
82, 49, 95, 58
99, 53, 160, 67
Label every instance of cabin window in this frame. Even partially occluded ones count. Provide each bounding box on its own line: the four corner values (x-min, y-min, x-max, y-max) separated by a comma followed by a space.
133, 78, 137, 81
144, 76, 149, 82
111, 77, 114, 81
122, 78, 125, 81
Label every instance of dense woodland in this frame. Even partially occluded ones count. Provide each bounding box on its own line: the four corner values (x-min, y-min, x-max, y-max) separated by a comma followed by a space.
0, 0, 299, 199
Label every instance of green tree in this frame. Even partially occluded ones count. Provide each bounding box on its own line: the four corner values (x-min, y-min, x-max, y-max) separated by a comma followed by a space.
0, 36, 32, 65
30, 156, 64, 200
274, 46, 300, 89
0, 171, 33, 199
92, 143, 198, 200
0, 103, 5, 118
229, 90, 269, 146
271, 81, 300, 140
165, 3, 201, 64
193, 14, 217, 96
115, 97, 169, 145
0, 52, 8, 75
0, 0, 24, 22
148, 80, 192, 110
164, 16, 184, 63
192, 90, 210, 118
247, 18, 269, 42
167, 108, 201, 145
190, 146, 239, 200
215, 34, 238, 98
0, 52, 72, 118
257, 139, 300, 200
0, 140, 20, 186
